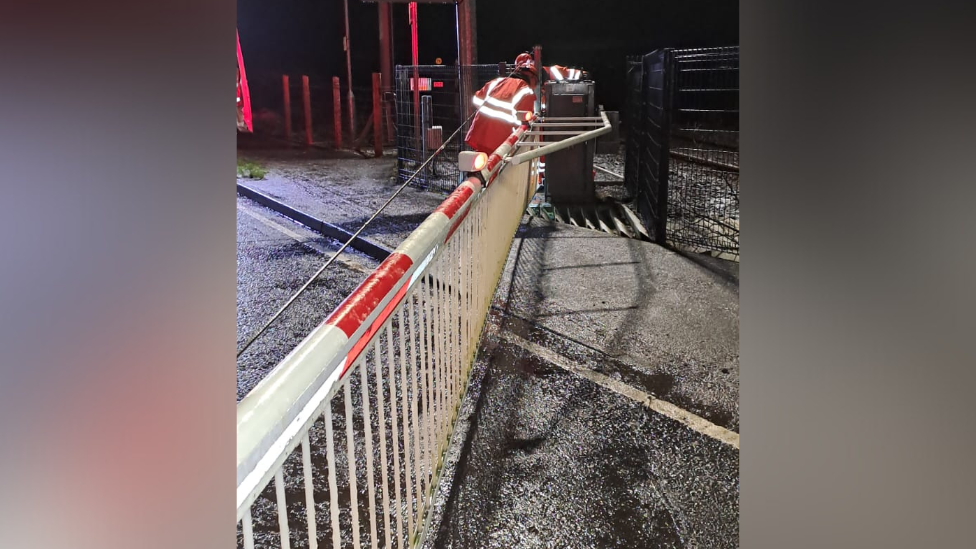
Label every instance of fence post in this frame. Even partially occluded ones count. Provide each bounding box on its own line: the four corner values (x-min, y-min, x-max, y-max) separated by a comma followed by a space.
421, 95, 432, 187
409, 3, 421, 155
282, 75, 292, 144
372, 73, 383, 157
655, 50, 675, 245
333, 77, 343, 150
532, 45, 542, 114
302, 75, 313, 147
385, 91, 395, 144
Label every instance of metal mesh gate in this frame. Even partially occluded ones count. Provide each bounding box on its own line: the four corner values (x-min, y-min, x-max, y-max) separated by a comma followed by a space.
624, 47, 739, 259
394, 64, 502, 193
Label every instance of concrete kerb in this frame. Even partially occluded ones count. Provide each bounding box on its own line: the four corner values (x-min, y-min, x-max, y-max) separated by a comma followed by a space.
236, 182, 393, 261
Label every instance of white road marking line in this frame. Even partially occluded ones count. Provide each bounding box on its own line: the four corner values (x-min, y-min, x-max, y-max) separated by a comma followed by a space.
504, 332, 740, 449
238, 203, 372, 274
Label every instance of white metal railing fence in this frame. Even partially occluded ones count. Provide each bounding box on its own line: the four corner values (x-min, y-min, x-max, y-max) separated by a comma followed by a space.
237, 127, 536, 549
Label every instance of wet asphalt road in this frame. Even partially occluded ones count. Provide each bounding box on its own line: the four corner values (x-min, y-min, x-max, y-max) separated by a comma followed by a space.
425, 218, 739, 548
236, 195, 378, 401
427, 315, 739, 549
494, 219, 739, 431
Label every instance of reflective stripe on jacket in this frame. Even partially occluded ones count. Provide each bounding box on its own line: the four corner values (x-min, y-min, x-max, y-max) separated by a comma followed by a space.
546, 65, 582, 82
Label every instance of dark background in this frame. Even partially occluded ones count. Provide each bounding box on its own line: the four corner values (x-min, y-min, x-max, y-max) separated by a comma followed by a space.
237, 0, 738, 114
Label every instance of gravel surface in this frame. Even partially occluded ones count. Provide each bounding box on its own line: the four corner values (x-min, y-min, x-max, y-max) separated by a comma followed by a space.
236, 196, 379, 401
238, 148, 449, 250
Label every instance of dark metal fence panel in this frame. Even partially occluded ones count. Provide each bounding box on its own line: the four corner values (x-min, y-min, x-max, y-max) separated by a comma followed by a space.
394, 64, 501, 193
634, 49, 673, 243
667, 47, 739, 257
623, 46, 739, 258
622, 57, 644, 197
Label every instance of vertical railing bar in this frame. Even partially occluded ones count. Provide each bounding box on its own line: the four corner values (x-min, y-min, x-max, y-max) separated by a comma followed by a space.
324, 405, 342, 549
452, 238, 460, 414
447, 237, 457, 424
460, 218, 474, 376
432, 259, 446, 460
463, 219, 471, 374
473, 204, 482, 356
408, 294, 424, 532
447, 238, 456, 420
459, 229, 467, 400
448, 243, 456, 423
472, 205, 480, 361
417, 272, 436, 498
438, 256, 449, 453
275, 469, 292, 549
243, 509, 255, 549
358, 353, 380, 549
386, 319, 407, 548
417, 287, 430, 516
301, 433, 319, 549
468, 213, 475, 367
434, 253, 446, 454
372, 336, 393, 549
404, 299, 420, 538
448, 239, 458, 416
344, 379, 363, 549
418, 278, 430, 497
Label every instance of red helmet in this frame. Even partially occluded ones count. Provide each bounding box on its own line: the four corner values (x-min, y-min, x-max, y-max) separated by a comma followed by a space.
515, 52, 533, 66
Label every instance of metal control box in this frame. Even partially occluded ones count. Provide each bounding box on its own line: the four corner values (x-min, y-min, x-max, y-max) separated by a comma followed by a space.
543, 81, 596, 204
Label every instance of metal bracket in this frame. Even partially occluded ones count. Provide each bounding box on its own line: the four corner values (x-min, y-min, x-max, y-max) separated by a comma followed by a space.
509, 111, 612, 166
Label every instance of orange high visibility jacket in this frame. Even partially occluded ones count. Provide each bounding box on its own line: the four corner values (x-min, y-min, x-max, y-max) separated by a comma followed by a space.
545, 65, 583, 82
464, 76, 536, 155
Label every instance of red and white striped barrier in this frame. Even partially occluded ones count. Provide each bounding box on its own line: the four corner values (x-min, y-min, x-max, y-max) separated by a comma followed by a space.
237, 126, 536, 548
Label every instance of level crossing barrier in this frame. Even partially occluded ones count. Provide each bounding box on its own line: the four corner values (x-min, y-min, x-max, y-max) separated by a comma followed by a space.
237, 127, 537, 549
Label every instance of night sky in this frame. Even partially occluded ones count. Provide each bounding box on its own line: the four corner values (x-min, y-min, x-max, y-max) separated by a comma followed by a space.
237, 0, 738, 112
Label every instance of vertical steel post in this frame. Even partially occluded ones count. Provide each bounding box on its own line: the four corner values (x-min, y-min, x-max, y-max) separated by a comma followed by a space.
410, 2, 421, 153
333, 77, 343, 150
656, 49, 674, 245
282, 75, 292, 143
378, 3, 393, 91
372, 73, 383, 158
421, 95, 432, 188
533, 45, 542, 114
302, 75, 313, 146
379, 2, 394, 145
457, 0, 477, 120
457, 0, 476, 66
343, 0, 356, 140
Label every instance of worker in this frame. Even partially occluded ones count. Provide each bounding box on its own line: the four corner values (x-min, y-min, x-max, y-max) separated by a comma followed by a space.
464, 56, 538, 156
